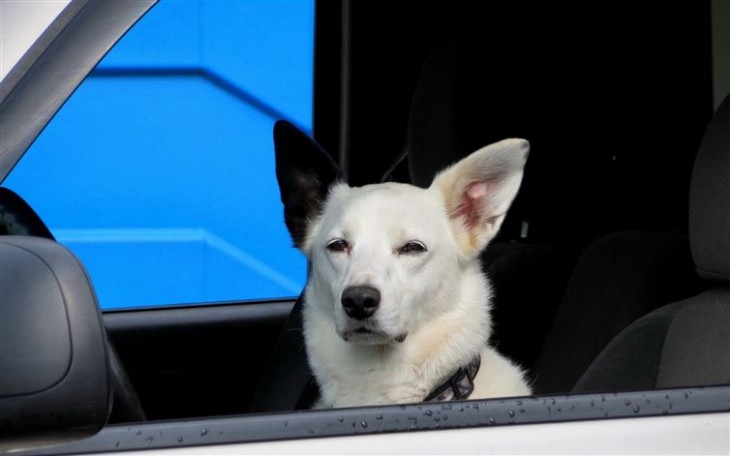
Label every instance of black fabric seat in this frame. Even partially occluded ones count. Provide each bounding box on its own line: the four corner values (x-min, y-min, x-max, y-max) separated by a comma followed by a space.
573, 94, 730, 393
0, 188, 146, 423
531, 230, 702, 393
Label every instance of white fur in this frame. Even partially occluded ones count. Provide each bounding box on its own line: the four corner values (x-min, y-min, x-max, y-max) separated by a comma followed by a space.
298, 139, 532, 408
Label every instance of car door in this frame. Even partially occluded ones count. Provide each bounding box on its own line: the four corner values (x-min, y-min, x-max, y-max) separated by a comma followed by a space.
2, 1, 728, 454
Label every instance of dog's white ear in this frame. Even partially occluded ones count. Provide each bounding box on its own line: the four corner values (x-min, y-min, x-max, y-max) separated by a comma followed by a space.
274, 120, 343, 249
431, 138, 529, 256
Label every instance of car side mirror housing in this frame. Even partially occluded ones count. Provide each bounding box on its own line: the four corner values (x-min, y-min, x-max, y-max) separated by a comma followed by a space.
0, 236, 110, 452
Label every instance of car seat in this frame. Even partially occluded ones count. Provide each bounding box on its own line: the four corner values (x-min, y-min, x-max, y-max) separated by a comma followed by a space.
531, 230, 702, 393
572, 94, 730, 392
0, 188, 146, 423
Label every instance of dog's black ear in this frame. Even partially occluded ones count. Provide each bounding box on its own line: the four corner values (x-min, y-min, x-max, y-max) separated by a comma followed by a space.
274, 120, 342, 249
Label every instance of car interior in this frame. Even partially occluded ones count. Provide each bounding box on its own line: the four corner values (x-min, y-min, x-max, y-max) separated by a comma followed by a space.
1, 0, 729, 450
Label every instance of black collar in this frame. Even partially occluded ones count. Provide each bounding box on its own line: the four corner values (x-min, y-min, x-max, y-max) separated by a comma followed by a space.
424, 356, 481, 402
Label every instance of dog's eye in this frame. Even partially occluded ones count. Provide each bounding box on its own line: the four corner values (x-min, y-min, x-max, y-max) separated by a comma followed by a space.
397, 240, 427, 255
326, 238, 350, 253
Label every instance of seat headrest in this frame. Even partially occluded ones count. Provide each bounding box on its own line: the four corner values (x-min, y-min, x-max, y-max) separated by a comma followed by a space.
690, 94, 730, 282
0, 236, 109, 449
406, 31, 530, 188
406, 38, 461, 188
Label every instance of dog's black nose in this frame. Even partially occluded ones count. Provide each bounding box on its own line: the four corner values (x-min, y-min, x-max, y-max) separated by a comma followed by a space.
341, 286, 380, 320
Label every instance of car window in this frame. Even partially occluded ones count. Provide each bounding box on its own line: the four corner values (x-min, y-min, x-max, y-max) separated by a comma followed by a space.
3, 0, 314, 309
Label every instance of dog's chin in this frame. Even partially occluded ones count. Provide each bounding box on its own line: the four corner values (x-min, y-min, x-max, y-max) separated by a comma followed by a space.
339, 327, 408, 345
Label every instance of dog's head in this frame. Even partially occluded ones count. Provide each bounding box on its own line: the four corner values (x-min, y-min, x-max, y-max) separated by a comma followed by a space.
274, 121, 528, 345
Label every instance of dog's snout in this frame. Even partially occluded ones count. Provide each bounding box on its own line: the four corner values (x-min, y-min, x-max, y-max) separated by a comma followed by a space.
341, 285, 380, 320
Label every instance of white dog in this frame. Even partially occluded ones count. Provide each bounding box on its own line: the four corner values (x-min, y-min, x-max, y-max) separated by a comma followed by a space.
274, 121, 532, 408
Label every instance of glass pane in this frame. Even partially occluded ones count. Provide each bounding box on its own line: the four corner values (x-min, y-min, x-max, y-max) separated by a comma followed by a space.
4, 0, 314, 309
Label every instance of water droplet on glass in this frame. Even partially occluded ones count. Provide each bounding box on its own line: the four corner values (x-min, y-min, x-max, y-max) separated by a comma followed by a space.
200, 429, 209, 437
360, 421, 368, 428
375, 414, 383, 420
337, 416, 344, 423
424, 410, 433, 417
633, 405, 640, 414
508, 410, 515, 418
177, 436, 184, 443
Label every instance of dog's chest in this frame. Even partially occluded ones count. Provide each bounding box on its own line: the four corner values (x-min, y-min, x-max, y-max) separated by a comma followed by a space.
315, 347, 428, 407
303, 312, 429, 407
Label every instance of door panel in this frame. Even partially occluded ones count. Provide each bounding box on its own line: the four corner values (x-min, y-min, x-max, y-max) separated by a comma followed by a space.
104, 301, 294, 419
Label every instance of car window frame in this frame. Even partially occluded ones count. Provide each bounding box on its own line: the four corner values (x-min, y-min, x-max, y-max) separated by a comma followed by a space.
18, 385, 730, 454
0, 0, 158, 182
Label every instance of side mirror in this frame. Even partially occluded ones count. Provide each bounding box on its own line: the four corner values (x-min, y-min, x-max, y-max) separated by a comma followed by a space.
0, 236, 110, 452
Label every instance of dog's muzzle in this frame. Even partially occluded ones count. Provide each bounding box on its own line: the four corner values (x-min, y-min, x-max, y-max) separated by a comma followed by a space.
339, 286, 407, 344
341, 285, 380, 320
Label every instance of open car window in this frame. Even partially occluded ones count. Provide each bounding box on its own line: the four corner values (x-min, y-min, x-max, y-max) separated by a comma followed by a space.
3, 0, 314, 309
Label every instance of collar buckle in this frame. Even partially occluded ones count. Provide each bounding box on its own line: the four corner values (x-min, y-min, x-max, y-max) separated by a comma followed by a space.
424, 356, 481, 402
